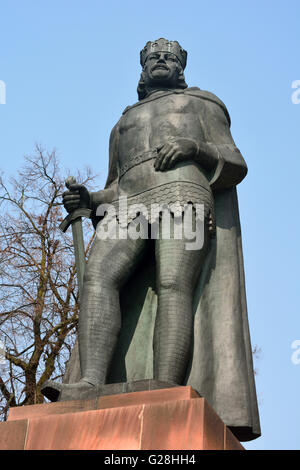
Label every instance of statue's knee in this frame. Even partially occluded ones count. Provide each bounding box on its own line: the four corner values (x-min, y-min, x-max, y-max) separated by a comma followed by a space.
157, 273, 182, 292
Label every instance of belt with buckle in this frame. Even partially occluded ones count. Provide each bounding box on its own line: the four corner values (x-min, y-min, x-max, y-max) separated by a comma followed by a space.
119, 149, 158, 180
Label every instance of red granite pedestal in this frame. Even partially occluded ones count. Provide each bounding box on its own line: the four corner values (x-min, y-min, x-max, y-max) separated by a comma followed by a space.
0, 386, 244, 450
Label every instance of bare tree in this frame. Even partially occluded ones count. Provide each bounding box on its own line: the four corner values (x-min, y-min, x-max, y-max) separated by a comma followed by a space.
0, 145, 96, 420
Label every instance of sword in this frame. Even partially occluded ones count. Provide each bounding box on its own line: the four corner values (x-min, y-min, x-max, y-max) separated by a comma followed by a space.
59, 176, 92, 297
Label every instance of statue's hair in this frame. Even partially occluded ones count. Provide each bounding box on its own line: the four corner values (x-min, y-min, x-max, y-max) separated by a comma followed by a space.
137, 63, 188, 100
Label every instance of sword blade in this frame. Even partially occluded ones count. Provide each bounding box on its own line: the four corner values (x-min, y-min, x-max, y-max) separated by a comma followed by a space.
71, 216, 85, 297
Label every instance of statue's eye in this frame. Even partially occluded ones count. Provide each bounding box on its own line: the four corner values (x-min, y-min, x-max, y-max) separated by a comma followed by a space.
166, 54, 176, 62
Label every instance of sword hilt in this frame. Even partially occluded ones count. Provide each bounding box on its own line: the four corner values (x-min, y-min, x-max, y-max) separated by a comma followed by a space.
59, 208, 92, 232
59, 176, 92, 232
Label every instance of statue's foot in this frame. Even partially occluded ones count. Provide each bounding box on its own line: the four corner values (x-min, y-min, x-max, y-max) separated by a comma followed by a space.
41, 377, 96, 402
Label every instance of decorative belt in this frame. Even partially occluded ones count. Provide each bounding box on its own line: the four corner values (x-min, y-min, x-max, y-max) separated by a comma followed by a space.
118, 149, 158, 180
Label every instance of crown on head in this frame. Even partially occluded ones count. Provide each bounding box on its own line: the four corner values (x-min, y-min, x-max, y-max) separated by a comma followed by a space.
140, 38, 187, 69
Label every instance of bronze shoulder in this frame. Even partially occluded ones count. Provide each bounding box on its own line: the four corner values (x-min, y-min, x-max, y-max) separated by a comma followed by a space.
184, 88, 231, 126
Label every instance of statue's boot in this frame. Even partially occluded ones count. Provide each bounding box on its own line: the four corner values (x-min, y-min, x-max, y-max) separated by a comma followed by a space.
41, 377, 96, 402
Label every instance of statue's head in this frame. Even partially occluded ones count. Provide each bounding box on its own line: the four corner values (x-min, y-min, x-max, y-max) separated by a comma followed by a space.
137, 38, 188, 100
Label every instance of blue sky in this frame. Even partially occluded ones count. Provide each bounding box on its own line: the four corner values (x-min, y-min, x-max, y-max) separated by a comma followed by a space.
0, 0, 299, 449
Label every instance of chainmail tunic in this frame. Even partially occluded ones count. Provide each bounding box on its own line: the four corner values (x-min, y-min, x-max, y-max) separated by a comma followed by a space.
103, 180, 215, 237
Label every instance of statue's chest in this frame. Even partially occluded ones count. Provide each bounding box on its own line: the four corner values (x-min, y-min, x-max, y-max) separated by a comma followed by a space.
119, 94, 198, 136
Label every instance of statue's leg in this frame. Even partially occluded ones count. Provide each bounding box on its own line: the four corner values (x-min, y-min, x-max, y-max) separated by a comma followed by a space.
78, 230, 146, 385
153, 214, 210, 384
41, 223, 147, 401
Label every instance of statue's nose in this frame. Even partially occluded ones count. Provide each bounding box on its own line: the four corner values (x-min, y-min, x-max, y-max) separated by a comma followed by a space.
157, 54, 166, 63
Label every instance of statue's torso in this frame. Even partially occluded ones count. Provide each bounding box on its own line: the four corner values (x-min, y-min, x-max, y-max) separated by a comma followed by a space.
118, 91, 206, 157
117, 91, 211, 196
111, 91, 214, 224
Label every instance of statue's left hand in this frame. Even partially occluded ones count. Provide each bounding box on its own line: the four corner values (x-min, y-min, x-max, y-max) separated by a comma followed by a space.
154, 138, 198, 171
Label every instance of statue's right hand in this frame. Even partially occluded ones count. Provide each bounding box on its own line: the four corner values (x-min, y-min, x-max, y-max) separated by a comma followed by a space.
62, 183, 91, 213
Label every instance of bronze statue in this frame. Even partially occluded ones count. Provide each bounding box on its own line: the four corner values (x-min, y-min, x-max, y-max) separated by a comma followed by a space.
42, 39, 260, 441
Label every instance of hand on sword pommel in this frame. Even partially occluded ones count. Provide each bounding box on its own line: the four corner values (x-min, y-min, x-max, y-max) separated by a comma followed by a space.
62, 177, 91, 214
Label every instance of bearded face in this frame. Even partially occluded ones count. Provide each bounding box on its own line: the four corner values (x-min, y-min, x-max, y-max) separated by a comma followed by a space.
143, 51, 183, 89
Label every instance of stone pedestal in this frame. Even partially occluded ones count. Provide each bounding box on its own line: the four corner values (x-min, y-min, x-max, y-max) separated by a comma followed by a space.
0, 386, 244, 450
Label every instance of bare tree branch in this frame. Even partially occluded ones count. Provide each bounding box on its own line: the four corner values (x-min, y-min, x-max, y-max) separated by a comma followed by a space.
0, 146, 97, 419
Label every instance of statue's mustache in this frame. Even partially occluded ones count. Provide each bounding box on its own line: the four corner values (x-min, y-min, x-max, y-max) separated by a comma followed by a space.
151, 64, 169, 72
